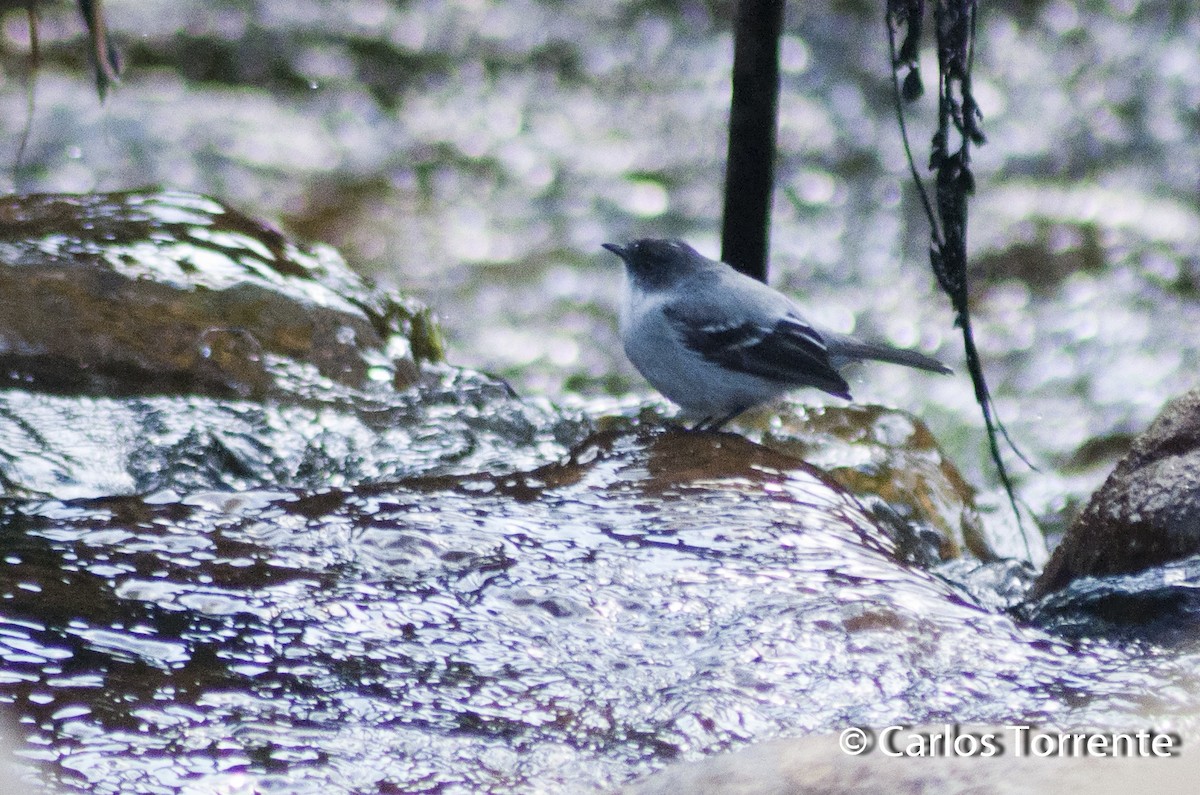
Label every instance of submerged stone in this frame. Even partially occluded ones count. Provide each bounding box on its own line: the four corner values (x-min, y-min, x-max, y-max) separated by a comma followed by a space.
1022, 554, 1200, 644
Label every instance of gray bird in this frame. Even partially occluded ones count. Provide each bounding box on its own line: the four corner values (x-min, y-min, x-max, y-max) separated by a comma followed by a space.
602, 238, 951, 430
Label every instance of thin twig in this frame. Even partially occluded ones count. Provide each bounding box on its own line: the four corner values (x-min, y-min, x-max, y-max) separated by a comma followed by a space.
14, 0, 40, 183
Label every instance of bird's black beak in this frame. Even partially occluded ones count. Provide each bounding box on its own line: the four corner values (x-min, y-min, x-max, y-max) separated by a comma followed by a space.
601, 242, 627, 260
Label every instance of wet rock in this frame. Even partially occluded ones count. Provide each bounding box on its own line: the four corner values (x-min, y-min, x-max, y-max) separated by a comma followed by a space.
0, 189, 441, 399
1022, 554, 1200, 644
0, 370, 578, 499
746, 404, 995, 564
0, 190, 583, 498
0, 429, 1053, 793
1031, 390, 1200, 599
0, 186, 1190, 789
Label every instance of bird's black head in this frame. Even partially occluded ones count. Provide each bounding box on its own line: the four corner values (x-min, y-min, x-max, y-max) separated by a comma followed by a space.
601, 238, 708, 290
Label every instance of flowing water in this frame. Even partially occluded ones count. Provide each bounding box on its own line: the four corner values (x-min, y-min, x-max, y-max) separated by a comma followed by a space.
2, 1, 1200, 792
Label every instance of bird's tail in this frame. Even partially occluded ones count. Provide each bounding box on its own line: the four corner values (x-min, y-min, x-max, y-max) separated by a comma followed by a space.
828, 336, 952, 375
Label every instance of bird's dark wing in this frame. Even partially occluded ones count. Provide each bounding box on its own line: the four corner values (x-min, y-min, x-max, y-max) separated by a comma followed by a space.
663, 309, 852, 399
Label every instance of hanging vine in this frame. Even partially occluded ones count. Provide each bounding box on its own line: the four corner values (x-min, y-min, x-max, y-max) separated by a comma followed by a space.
886, 0, 1034, 555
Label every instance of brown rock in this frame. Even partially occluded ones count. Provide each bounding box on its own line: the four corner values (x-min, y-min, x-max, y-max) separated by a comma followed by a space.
1032, 390, 1200, 598
0, 190, 441, 399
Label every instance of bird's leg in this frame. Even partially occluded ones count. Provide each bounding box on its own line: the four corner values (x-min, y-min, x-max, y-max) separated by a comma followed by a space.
691, 416, 716, 432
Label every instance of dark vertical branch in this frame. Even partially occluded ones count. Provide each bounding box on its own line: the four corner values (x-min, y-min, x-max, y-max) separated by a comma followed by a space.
721, 0, 785, 282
